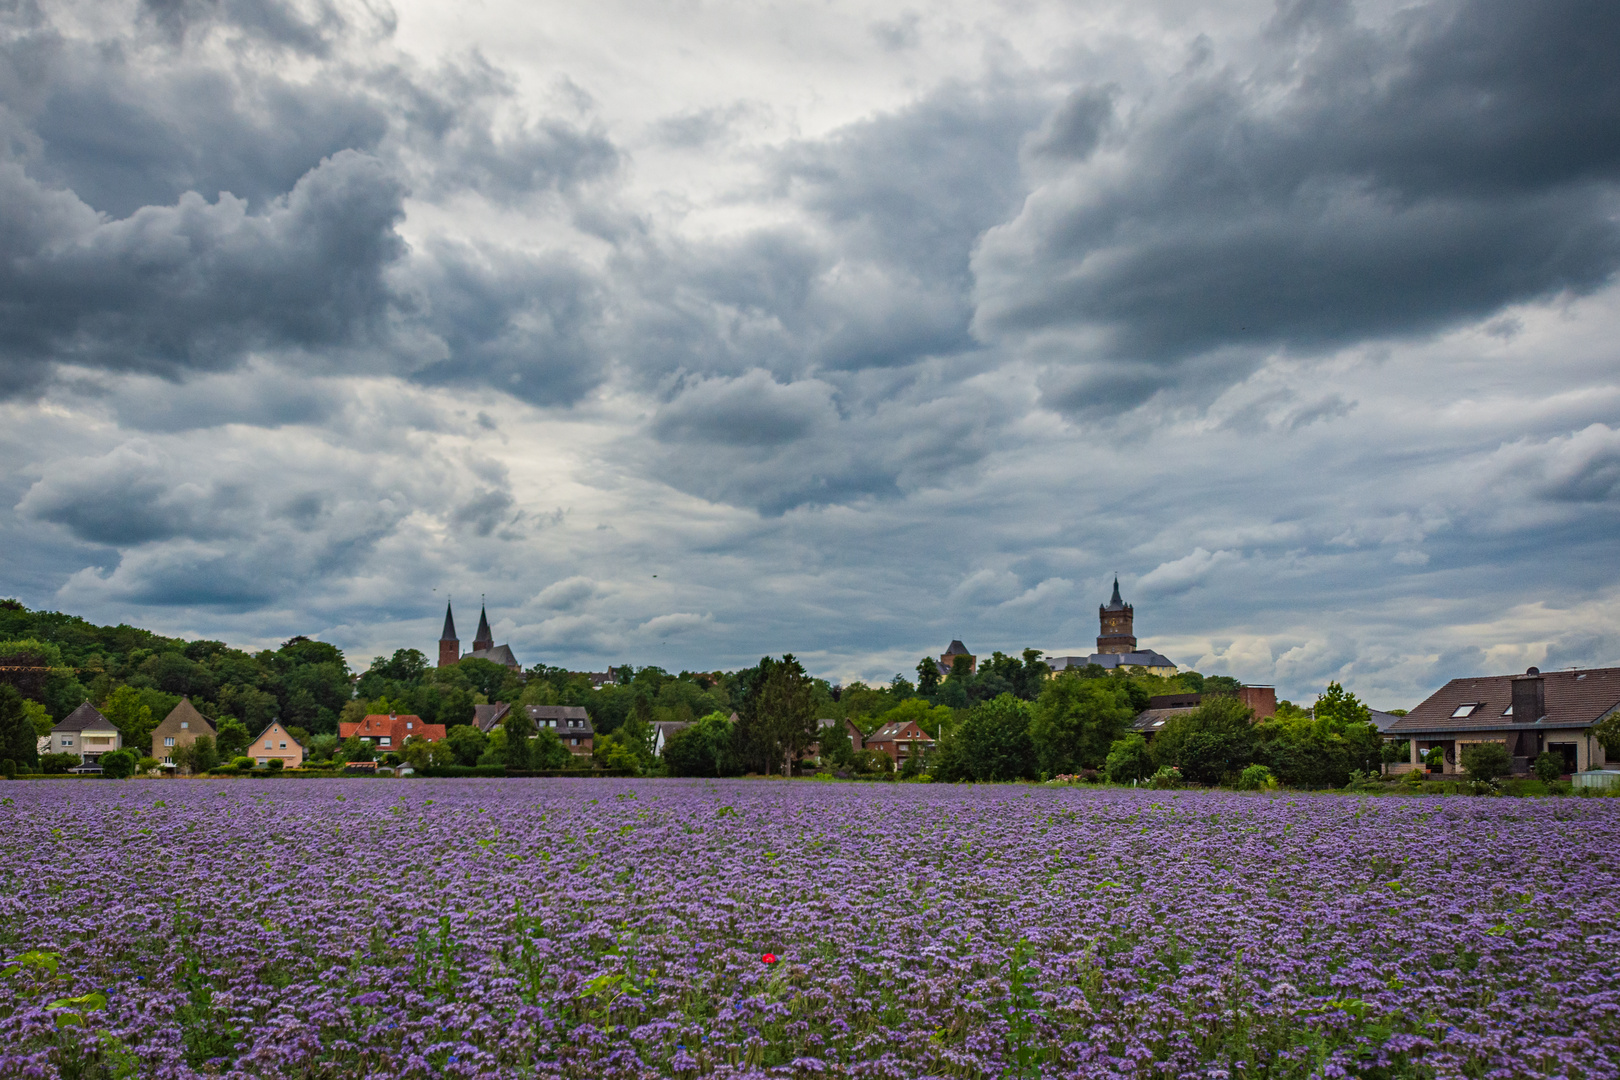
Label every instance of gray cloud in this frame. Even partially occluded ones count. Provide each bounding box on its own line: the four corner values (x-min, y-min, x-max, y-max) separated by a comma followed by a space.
975, 0, 1620, 412
0, 149, 406, 395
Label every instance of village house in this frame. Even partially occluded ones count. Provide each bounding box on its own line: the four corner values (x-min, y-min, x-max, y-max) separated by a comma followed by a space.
864, 715, 935, 765
251, 722, 305, 768
472, 702, 511, 731
525, 705, 593, 755
1131, 686, 1278, 737
150, 698, 216, 769
652, 720, 690, 757
1386, 665, 1618, 776
50, 703, 121, 770
339, 712, 447, 751
813, 716, 865, 758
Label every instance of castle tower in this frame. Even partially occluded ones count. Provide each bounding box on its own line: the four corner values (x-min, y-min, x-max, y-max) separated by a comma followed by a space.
438, 602, 459, 668
473, 604, 494, 654
1096, 578, 1136, 654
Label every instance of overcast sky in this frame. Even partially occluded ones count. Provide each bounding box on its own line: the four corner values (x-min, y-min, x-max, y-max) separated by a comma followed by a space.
2, 0, 1617, 707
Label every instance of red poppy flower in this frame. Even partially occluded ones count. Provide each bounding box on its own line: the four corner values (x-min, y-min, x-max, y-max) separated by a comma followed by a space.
760, 953, 778, 964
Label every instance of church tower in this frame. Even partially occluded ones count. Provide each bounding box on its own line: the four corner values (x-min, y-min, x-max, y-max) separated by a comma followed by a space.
1096, 578, 1136, 654
473, 604, 495, 654
438, 602, 459, 668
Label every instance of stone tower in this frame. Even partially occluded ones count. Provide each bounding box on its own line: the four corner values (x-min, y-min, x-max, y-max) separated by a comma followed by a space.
438, 602, 459, 668
1096, 578, 1136, 654
473, 604, 495, 654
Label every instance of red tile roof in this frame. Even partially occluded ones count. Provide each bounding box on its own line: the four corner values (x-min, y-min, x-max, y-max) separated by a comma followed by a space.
339, 713, 447, 744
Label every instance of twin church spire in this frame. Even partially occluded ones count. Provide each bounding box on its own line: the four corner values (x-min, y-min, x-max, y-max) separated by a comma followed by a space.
438, 599, 497, 668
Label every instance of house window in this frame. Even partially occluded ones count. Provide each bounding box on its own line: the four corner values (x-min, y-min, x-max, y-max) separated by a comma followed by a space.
406, 722, 413, 730
379, 737, 391, 746
279, 742, 287, 749
257, 758, 268, 766
1450, 704, 1480, 718
571, 738, 579, 746
165, 737, 176, 746
180, 721, 189, 729
264, 740, 273, 749
61, 737, 73, 747
163, 756, 173, 764
1502, 705, 1513, 716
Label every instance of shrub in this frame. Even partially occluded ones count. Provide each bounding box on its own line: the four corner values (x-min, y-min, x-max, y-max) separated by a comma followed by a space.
1401, 766, 1427, 788
852, 749, 893, 775
99, 749, 136, 779
1534, 752, 1563, 783
1, 758, 13, 779
1105, 734, 1154, 784
137, 756, 160, 773
1343, 770, 1384, 793
1236, 764, 1276, 791
1154, 695, 1257, 785
1149, 765, 1182, 789
1423, 746, 1445, 770
1461, 741, 1512, 783
40, 752, 78, 774
266, 758, 285, 772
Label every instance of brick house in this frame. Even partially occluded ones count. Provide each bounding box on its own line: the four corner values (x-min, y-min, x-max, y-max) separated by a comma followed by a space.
250, 722, 305, 768
526, 705, 593, 755
864, 716, 935, 765
150, 698, 216, 769
1386, 665, 1617, 776
812, 716, 865, 758
339, 712, 448, 753
50, 703, 121, 769
472, 702, 511, 732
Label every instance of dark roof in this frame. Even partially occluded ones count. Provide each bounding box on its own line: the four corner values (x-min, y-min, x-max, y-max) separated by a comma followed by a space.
1051, 650, 1176, 671
1102, 577, 1130, 612
1133, 706, 1197, 733
440, 601, 458, 642
474, 605, 493, 644
943, 640, 972, 656
52, 702, 117, 733
526, 705, 593, 734
1147, 694, 1203, 710
466, 643, 519, 668
473, 702, 511, 732
1386, 667, 1620, 735
867, 720, 935, 743
1367, 709, 1402, 732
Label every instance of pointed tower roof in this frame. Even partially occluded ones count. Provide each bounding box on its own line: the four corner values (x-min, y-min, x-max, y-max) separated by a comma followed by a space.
475, 604, 492, 643
440, 601, 458, 641
1103, 577, 1130, 611
944, 640, 971, 656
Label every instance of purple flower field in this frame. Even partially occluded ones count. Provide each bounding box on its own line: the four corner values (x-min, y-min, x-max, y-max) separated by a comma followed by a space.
2, 780, 1617, 1079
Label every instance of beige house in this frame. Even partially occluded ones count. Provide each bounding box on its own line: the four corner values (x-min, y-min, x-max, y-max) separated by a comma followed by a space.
250, 722, 304, 768
151, 698, 216, 769
1387, 666, 1617, 776
50, 703, 121, 770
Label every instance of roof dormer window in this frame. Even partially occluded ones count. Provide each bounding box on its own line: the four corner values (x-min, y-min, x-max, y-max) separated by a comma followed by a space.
1502, 705, 1513, 716
1450, 704, 1480, 718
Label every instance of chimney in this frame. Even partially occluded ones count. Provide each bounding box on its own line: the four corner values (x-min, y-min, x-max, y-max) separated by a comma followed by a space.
1511, 667, 1545, 723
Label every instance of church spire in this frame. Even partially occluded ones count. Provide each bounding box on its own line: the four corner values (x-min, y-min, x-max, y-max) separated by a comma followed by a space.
437, 601, 459, 668
1108, 576, 1124, 609
473, 602, 494, 653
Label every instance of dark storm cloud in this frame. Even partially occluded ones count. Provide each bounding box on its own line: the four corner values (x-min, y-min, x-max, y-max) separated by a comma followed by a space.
975, 0, 1620, 412
651, 370, 836, 447
407, 241, 608, 406
137, 0, 353, 54
0, 149, 406, 396
16, 442, 248, 545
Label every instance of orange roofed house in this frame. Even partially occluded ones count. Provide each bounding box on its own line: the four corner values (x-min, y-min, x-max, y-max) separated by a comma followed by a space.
339, 712, 448, 754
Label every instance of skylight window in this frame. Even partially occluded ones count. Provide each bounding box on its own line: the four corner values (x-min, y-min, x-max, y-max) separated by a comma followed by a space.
1502, 705, 1513, 716
1450, 704, 1480, 718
